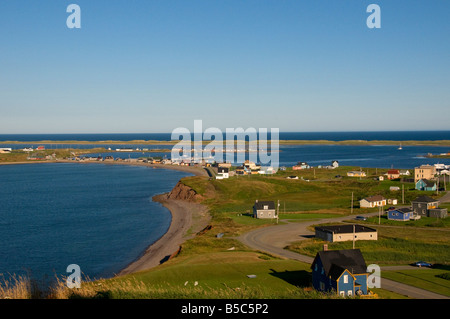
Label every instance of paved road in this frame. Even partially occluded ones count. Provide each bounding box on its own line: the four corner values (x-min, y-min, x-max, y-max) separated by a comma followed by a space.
439, 190, 450, 203
237, 211, 449, 299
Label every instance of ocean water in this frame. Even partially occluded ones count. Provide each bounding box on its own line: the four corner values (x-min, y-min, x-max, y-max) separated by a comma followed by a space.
2, 131, 450, 169
0, 163, 192, 283
1, 130, 450, 142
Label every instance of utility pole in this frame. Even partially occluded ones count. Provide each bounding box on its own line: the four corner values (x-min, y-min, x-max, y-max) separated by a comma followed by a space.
378, 206, 381, 225
277, 200, 280, 224
437, 176, 440, 195
402, 184, 405, 204
351, 192, 354, 215
352, 224, 356, 249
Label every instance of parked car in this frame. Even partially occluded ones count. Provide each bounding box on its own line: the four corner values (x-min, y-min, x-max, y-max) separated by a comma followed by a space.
413, 261, 433, 268
355, 216, 367, 221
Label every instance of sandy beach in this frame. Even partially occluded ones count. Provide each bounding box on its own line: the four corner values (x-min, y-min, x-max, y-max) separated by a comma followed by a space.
118, 194, 210, 276
113, 161, 211, 275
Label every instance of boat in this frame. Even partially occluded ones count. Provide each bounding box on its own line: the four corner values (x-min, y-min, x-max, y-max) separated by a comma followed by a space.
398, 143, 402, 150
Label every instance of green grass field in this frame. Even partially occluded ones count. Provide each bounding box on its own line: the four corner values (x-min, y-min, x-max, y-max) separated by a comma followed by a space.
63, 251, 404, 299
381, 267, 450, 297
0, 148, 107, 163
287, 225, 450, 265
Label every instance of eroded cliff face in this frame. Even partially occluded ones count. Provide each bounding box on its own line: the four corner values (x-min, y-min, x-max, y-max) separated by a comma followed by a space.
166, 181, 202, 202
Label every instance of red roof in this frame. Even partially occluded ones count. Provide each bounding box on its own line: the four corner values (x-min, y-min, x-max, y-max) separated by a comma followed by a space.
387, 169, 400, 174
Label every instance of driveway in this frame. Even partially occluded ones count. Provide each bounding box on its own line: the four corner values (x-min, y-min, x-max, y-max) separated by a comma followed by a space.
237, 211, 449, 299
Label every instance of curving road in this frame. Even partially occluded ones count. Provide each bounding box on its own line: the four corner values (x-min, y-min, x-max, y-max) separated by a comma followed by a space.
237, 211, 449, 299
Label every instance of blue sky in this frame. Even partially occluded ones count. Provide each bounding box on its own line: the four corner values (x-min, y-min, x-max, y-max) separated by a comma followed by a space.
0, 0, 449, 133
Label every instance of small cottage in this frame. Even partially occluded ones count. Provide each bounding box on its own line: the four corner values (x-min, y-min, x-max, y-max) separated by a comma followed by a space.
253, 200, 277, 219
415, 179, 437, 191
386, 169, 400, 179
293, 162, 310, 170
311, 248, 369, 297
347, 171, 366, 177
359, 195, 386, 208
216, 167, 229, 179
387, 207, 414, 221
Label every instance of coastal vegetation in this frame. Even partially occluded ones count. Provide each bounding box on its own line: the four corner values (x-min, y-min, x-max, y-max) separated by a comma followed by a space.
0, 148, 106, 163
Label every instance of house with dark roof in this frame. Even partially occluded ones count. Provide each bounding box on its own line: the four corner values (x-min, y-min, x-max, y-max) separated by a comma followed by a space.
415, 179, 437, 191
315, 224, 377, 242
311, 248, 369, 297
252, 200, 277, 219
216, 167, 229, 179
387, 207, 414, 221
411, 195, 448, 218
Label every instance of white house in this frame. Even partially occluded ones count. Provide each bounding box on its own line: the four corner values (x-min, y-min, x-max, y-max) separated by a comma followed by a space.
359, 195, 386, 208
399, 170, 410, 176
259, 166, 275, 174
216, 167, 229, 179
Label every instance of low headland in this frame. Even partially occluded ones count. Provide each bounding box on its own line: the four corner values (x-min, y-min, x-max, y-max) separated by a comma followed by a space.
1, 139, 450, 146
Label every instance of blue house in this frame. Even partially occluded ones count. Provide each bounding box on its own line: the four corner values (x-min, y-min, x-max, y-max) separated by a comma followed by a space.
311, 248, 369, 297
387, 207, 413, 221
415, 179, 437, 191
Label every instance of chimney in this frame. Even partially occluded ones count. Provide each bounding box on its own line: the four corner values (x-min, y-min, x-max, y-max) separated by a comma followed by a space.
323, 244, 328, 251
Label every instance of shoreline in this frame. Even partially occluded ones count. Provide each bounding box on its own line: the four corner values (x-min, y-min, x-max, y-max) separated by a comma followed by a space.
0, 160, 210, 277
0, 159, 209, 177
118, 194, 209, 276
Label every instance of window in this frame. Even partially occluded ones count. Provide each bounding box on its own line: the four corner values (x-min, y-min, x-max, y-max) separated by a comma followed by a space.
347, 290, 352, 296
264, 205, 268, 210
343, 275, 348, 283
340, 291, 345, 297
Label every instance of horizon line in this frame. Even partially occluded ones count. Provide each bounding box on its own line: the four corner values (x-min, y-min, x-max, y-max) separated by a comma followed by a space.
1, 129, 450, 135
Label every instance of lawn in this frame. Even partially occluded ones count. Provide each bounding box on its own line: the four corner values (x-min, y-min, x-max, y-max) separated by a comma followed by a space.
65, 251, 405, 299
182, 167, 440, 217
381, 267, 450, 297
287, 225, 450, 265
